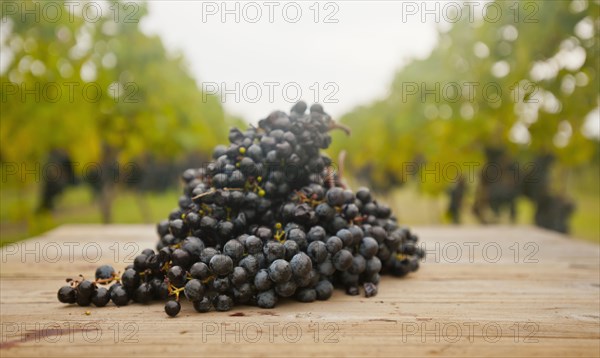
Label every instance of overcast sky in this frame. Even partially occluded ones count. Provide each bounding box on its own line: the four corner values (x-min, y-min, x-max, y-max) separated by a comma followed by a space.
140, 1, 441, 122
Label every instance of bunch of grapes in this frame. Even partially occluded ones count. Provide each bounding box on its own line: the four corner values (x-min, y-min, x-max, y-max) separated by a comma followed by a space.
57, 102, 424, 317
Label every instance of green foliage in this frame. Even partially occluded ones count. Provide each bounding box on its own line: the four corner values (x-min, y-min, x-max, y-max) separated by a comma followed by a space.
1, 0, 226, 180
330, 0, 599, 195
0, 185, 181, 246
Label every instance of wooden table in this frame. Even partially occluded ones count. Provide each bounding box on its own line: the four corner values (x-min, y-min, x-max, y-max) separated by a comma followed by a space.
1, 225, 598, 357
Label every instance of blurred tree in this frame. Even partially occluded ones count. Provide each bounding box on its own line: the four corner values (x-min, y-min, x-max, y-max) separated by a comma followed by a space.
1, 0, 226, 222
331, 0, 599, 197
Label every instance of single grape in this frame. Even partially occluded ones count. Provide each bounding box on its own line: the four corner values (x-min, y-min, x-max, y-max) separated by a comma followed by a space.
165, 300, 181, 317
193, 297, 212, 313
91, 287, 110, 307
209, 254, 234, 276
184, 279, 205, 301
57, 286, 77, 304
268, 259, 292, 284
110, 285, 129, 306
257, 289, 277, 309
95, 265, 115, 282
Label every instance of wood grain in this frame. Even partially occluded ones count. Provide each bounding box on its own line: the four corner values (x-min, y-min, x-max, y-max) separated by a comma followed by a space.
1, 225, 598, 357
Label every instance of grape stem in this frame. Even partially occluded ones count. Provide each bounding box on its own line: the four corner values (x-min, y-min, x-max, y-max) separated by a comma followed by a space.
326, 166, 335, 189
329, 120, 351, 136
337, 150, 348, 190
168, 283, 185, 301
94, 276, 120, 285
192, 188, 216, 200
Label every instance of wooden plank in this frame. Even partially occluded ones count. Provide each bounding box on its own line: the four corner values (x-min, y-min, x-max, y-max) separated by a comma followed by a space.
1, 225, 598, 357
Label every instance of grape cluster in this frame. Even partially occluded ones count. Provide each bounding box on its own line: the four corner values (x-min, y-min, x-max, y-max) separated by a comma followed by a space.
57, 102, 424, 317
